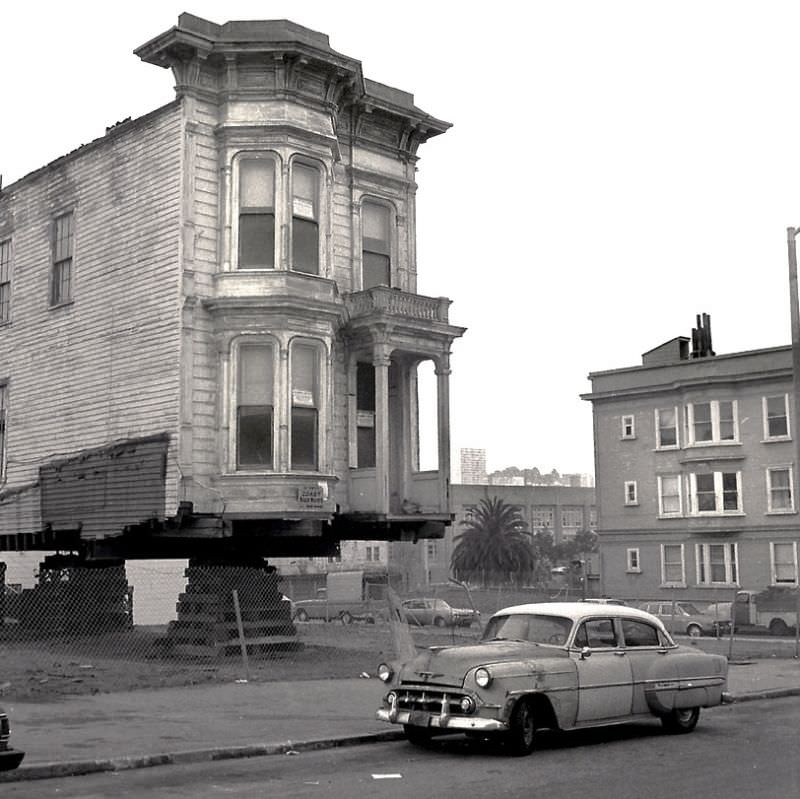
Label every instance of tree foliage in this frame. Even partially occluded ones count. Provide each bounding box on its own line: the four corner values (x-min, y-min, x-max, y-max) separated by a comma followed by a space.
450, 496, 536, 587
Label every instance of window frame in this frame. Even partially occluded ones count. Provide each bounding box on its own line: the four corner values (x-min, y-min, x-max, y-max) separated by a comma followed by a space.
289, 338, 323, 472
0, 238, 11, 324
624, 480, 638, 506
766, 465, 795, 514
626, 547, 641, 573
621, 414, 635, 440
660, 543, 686, 587
234, 339, 278, 471
655, 406, 679, 449
763, 394, 791, 441
290, 158, 322, 275
361, 198, 394, 290
770, 541, 798, 586
0, 383, 7, 484
235, 153, 279, 271
686, 400, 739, 445
695, 542, 739, 586
688, 471, 742, 515
50, 210, 74, 307
657, 473, 683, 517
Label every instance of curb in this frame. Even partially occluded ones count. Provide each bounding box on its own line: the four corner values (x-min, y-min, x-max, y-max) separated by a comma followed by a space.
4, 688, 800, 783
0, 731, 406, 784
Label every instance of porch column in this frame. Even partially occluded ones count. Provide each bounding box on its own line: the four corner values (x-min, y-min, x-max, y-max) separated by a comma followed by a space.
435, 352, 452, 514
374, 345, 392, 514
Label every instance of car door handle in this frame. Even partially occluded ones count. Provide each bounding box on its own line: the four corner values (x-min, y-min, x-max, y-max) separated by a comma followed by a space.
613, 651, 626, 656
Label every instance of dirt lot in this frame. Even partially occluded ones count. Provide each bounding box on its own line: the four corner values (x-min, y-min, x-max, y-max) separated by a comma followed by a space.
0, 621, 480, 702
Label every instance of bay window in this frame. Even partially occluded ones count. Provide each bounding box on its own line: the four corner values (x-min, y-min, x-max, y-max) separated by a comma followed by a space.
687, 400, 738, 444
291, 163, 320, 275
238, 158, 276, 269
696, 542, 738, 585
689, 471, 741, 514
237, 344, 275, 468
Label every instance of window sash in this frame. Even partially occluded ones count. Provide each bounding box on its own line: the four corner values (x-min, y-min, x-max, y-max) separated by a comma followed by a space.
690, 471, 741, 514
765, 395, 789, 439
658, 474, 682, 515
0, 241, 10, 320
626, 548, 640, 571
767, 467, 794, 512
661, 544, 685, 585
688, 400, 738, 444
362, 202, 391, 288
237, 344, 275, 469
656, 407, 678, 448
621, 415, 635, 438
0, 385, 6, 483
291, 343, 320, 470
52, 213, 73, 305
771, 542, 798, 584
624, 481, 637, 504
239, 159, 275, 269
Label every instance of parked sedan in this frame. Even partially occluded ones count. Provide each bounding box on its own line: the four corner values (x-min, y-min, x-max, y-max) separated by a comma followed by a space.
401, 598, 480, 628
376, 602, 728, 755
639, 601, 727, 637
0, 706, 24, 771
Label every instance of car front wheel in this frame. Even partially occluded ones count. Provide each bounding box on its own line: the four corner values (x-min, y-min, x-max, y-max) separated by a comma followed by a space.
433, 616, 447, 628
506, 698, 537, 756
686, 624, 702, 638
660, 707, 700, 734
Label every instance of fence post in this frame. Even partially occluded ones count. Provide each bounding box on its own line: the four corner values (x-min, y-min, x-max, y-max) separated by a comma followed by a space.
232, 589, 250, 681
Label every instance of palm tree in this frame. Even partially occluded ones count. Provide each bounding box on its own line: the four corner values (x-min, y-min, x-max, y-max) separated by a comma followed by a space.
450, 496, 536, 587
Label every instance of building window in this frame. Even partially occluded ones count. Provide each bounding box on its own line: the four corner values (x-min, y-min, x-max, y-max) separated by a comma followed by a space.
696, 542, 738, 585
764, 395, 790, 440
657, 474, 683, 516
291, 162, 320, 275
766, 466, 794, 513
532, 507, 554, 530
621, 414, 635, 439
426, 540, 438, 559
362, 201, 391, 289
687, 400, 738, 445
365, 545, 382, 562
661, 544, 685, 586
237, 344, 275, 469
356, 362, 376, 468
290, 341, 320, 470
238, 158, 276, 269
626, 548, 641, 573
0, 384, 7, 484
0, 239, 10, 323
51, 211, 74, 305
561, 507, 584, 529
655, 407, 679, 449
689, 471, 741, 515
770, 542, 798, 585
624, 480, 638, 505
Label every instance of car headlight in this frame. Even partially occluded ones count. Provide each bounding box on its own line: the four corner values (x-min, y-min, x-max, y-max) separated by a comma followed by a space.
377, 663, 394, 683
475, 667, 492, 688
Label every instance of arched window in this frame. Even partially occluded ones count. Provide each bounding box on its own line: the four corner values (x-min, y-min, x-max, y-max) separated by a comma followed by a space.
361, 201, 391, 288
238, 158, 276, 269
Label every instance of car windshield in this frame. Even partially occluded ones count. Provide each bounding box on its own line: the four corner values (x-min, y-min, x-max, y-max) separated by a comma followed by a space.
481, 613, 572, 645
678, 603, 702, 615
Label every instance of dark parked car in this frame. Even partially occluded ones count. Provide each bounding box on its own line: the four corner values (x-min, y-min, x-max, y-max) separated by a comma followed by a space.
401, 598, 480, 627
0, 706, 24, 771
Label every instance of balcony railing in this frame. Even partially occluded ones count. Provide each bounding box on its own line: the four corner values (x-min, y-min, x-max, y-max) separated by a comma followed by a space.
344, 287, 451, 323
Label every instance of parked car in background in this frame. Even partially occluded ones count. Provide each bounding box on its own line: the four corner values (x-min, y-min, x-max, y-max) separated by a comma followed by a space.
376, 602, 729, 755
639, 601, 727, 637
0, 705, 25, 771
401, 598, 480, 628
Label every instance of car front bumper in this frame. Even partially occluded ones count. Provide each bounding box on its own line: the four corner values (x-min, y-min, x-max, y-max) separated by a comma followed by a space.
376, 706, 508, 732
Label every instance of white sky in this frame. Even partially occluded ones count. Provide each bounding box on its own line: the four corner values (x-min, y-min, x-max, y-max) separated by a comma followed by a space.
3, 1, 800, 477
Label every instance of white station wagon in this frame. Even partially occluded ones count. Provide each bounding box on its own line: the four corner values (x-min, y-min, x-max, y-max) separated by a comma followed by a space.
376, 602, 729, 755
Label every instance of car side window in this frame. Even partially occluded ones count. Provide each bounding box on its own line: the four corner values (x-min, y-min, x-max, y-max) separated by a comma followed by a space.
575, 618, 618, 648
622, 619, 660, 647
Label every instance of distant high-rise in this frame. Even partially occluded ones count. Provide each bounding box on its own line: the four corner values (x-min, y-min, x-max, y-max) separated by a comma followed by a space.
460, 448, 488, 484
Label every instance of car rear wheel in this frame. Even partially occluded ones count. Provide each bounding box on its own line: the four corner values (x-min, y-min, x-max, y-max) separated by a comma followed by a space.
660, 707, 700, 734
686, 623, 702, 638
506, 698, 537, 756
433, 616, 447, 628
769, 618, 791, 636
403, 724, 433, 747
295, 609, 308, 622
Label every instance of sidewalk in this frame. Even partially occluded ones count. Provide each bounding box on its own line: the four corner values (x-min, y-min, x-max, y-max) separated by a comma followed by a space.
2, 659, 799, 783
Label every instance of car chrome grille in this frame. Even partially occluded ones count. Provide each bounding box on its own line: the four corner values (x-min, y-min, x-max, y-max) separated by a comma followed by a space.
394, 686, 468, 714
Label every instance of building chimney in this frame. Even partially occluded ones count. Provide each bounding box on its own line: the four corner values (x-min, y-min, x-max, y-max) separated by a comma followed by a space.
691, 313, 714, 358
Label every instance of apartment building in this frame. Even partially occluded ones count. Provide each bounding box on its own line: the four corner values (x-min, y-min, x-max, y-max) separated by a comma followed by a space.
583, 318, 799, 602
